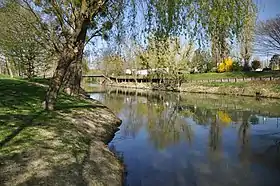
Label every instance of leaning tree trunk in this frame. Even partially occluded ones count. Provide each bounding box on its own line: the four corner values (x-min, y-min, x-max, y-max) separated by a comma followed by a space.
44, 47, 76, 110
44, 16, 89, 110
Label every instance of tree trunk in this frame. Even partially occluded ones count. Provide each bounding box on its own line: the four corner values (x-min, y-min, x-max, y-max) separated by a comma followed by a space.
5, 60, 13, 78
44, 48, 76, 110
44, 17, 89, 110
243, 60, 250, 71
63, 59, 83, 95
242, 47, 251, 71
0, 60, 2, 74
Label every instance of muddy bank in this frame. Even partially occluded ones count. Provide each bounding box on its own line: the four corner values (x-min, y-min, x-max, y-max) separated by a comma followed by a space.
105, 81, 280, 99
0, 79, 123, 186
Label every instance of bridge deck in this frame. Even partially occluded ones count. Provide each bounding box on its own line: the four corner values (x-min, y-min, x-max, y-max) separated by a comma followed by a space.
82, 74, 106, 78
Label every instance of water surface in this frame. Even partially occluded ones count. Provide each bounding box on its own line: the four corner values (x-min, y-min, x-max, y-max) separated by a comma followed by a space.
89, 86, 280, 186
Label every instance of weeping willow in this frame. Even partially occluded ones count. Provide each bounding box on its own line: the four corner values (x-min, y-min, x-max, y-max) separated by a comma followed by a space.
0, 0, 257, 110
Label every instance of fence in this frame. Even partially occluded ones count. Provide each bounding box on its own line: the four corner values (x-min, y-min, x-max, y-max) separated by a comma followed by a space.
186, 76, 280, 83
84, 75, 280, 84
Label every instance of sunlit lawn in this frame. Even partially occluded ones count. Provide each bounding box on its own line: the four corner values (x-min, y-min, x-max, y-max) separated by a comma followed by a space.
185, 71, 280, 80
0, 77, 91, 156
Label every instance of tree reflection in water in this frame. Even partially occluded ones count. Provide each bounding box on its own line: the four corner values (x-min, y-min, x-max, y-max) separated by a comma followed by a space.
208, 116, 222, 159
146, 94, 193, 149
90, 87, 280, 186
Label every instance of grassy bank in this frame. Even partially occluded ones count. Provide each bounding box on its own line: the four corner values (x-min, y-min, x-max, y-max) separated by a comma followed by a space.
185, 71, 280, 81
103, 79, 280, 99
181, 80, 280, 98
0, 77, 122, 186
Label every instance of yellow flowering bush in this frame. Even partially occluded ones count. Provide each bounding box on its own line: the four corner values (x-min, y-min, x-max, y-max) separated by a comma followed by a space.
218, 57, 233, 72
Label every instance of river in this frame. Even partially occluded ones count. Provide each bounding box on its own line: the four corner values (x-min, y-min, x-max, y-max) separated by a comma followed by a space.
89, 85, 280, 186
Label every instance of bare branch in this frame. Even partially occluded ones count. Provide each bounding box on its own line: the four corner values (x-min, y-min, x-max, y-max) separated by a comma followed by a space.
255, 15, 280, 53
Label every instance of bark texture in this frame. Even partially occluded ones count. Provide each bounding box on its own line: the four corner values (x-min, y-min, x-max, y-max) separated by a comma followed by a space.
45, 16, 89, 110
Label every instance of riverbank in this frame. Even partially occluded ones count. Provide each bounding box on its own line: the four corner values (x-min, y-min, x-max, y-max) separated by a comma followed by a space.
104, 80, 280, 99
0, 78, 123, 186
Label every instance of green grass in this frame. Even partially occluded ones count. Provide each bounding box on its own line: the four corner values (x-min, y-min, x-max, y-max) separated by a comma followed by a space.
185, 71, 280, 80
0, 74, 12, 78
0, 77, 93, 156
203, 81, 247, 88
28, 77, 50, 85
0, 77, 123, 186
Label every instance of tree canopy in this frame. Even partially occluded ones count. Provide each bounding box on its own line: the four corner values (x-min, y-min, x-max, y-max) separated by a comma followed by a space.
0, 0, 257, 110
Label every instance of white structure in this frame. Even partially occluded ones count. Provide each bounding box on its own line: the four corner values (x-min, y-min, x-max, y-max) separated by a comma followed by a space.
125, 68, 170, 76
125, 69, 133, 75
125, 69, 148, 76
136, 69, 149, 76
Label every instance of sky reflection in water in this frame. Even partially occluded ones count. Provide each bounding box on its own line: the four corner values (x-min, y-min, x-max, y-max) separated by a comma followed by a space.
90, 87, 280, 186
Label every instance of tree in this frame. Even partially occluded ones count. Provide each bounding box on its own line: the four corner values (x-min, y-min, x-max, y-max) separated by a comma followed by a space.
251, 60, 261, 70
138, 36, 194, 90
196, 0, 257, 67
239, 0, 257, 71
0, 53, 13, 77
99, 50, 124, 76
255, 15, 280, 53
269, 54, 280, 70
0, 2, 54, 78
191, 49, 211, 73
14, 0, 124, 110
2, 0, 257, 110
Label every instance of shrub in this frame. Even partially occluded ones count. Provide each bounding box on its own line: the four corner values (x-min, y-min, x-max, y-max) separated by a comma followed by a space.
218, 63, 226, 72
232, 61, 242, 71
251, 60, 261, 70
218, 57, 233, 72
206, 62, 214, 72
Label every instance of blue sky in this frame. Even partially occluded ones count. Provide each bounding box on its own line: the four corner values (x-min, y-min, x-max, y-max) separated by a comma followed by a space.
257, 0, 280, 21
252, 0, 280, 63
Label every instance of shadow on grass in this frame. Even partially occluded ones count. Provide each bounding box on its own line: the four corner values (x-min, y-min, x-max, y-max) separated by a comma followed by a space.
17, 162, 89, 186
0, 77, 96, 147
27, 77, 50, 86
0, 77, 100, 151
0, 78, 123, 185
0, 79, 46, 109
0, 111, 48, 147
